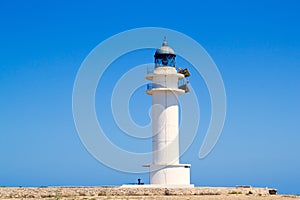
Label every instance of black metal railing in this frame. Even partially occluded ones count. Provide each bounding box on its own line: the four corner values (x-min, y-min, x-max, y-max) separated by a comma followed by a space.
147, 65, 154, 74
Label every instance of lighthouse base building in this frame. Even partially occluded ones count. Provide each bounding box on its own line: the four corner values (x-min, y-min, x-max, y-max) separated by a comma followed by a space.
143, 164, 192, 186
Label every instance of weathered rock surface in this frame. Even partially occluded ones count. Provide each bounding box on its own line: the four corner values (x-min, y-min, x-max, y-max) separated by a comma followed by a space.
0, 186, 298, 200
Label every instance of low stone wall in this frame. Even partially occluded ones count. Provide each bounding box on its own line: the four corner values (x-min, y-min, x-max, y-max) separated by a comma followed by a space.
0, 186, 276, 199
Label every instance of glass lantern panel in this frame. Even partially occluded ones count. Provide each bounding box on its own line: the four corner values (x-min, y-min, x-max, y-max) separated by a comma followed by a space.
155, 55, 176, 68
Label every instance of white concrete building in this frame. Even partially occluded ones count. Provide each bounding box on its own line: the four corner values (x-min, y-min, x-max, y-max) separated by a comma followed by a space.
144, 40, 193, 187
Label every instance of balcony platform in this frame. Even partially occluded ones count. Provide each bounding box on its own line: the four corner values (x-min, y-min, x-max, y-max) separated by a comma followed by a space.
146, 88, 185, 95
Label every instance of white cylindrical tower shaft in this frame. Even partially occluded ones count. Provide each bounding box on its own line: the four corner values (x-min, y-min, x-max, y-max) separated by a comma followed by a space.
151, 68, 183, 165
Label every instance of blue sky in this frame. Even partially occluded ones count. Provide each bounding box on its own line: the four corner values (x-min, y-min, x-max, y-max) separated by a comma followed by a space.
1, 0, 300, 195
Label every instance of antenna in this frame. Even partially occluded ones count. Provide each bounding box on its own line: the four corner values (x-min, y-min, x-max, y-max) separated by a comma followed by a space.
162, 36, 167, 46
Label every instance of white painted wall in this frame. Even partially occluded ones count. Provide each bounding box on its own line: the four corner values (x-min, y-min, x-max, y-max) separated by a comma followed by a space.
150, 165, 191, 185
152, 91, 179, 165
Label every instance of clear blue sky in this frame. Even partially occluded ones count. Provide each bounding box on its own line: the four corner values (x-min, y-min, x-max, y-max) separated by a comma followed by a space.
1, 0, 300, 195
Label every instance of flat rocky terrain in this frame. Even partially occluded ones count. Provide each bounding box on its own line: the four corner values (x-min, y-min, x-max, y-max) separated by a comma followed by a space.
0, 186, 299, 200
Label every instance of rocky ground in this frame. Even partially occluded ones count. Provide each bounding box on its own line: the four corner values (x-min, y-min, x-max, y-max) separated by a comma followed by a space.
0, 186, 299, 200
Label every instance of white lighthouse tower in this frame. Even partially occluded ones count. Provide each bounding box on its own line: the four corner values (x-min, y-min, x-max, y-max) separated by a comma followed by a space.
144, 39, 193, 187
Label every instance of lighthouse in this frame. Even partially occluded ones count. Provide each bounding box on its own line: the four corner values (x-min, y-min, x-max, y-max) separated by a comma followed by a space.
144, 39, 193, 187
